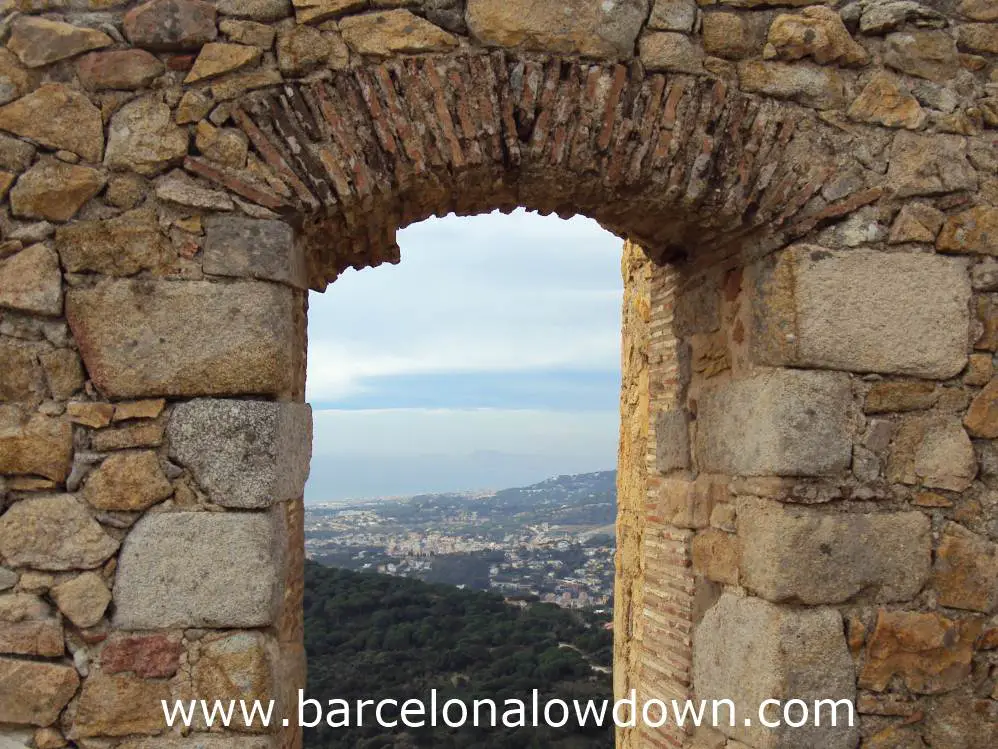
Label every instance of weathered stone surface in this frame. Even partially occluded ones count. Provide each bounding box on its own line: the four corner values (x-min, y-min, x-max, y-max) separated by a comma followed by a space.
655, 409, 690, 473
0, 339, 46, 404
56, 208, 171, 276
341, 10, 458, 55
168, 399, 311, 509
0, 409, 72, 481
0, 244, 62, 316
958, 22, 998, 53
220, 0, 292, 21
0, 84, 103, 163
101, 633, 183, 678
639, 32, 704, 73
114, 400, 167, 422
203, 215, 303, 287
702, 11, 767, 59
465, 0, 647, 57
695, 369, 852, 476
77, 50, 165, 91
154, 169, 235, 210
221, 19, 276, 47
68, 401, 123, 428
889, 202, 944, 244
860, 610, 981, 693
91, 419, 165, 451
649, 0, 696, 31
67, 279, 297, 398
50, 571, 111, 628
691, 528, 739, 585
848, 72, 925, 129
888, 416, 977, 491
738, 498, 931, 604
194, 632, 272, 728
186, 43, 262, 83
72, 672, 170, 737
937, 205, 998, 255
694, 593, 857, 749
752, 246, 970, 378
737, 60, 846, 109
865, 381, 938, 413
0, 132, 35, 173
0, 50, 36, 107
10, 161, 105, 223
0, 593, 63, 657
105, 98, 190, 176
884, 31, 960, 82
195, 122, 249, 168
292, 0, 363, 24
0, 658, 79, 726
277, 25, 347, 75
84, 451, 173, 512
965, 377, 998, 438
0, 494, 118, 570
114, 512, 279, 628
41, 349, 83, 400
0, 567, 15, 591
124, 0, 219, 50
7, 17, 112, 69
889, 132, 977, 197
765, 6, 869, 66
657, 475, 726, 529
933, 522, 998, 613
961, 0, 998, 21
860, 1, 946, 34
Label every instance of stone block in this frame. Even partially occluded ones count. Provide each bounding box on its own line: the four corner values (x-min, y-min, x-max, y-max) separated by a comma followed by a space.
83, 450, 173, 512
0, 593, 63, 657
114, 511, 280, 628
738, 498, 931, 604
691, 529, 738, 585
932, 522, 998, 613
0, 494, 119, 570
66, 279, 299, 399
0, 243, 62, 317
465, 0, 648, 58
888, 415, 977, 491
0, 658, 79, 726
860, 610, 981, 694
71, 672, 171, 738
56, 208, 171, 276
101, 632, 183, 679
751, 245, 970, 378
50, 571, 111, 628
0, 407, 72, 481
694, 369, 852, 476
887, 131, 977, 197
693, 593, 858, 749
168, 399, 311, 509
204, 215, 305, 288
193, 632, 273, 729
655, 409, 690, 473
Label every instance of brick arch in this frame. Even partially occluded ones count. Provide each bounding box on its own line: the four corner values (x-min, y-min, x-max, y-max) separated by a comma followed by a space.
198, 52, 873, 288
0, 1, 994, 748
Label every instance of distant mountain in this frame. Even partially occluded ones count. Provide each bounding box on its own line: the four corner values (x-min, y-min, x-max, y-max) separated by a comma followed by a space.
303, 561, 613, 748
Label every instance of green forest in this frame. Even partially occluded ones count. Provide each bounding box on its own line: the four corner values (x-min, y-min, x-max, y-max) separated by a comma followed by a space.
303, 561, 614, 748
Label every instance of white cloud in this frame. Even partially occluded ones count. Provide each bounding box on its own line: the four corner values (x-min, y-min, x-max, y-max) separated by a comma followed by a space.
311, 407, 619, 458
305, 209, 623, 401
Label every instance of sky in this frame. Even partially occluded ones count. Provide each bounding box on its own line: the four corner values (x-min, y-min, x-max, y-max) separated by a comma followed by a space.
304, 209, 624, 501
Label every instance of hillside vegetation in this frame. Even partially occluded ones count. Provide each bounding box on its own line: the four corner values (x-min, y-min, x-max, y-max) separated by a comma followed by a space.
303, 561, 613, 748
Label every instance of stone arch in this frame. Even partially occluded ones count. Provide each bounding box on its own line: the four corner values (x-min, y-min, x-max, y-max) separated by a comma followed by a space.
0, 2, 996, 749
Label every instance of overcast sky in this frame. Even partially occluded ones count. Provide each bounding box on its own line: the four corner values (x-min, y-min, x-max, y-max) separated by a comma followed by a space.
305, 209, 624, 501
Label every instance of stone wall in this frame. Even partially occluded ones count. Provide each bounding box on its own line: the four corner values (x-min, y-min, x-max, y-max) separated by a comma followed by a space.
0, 0, 996, 748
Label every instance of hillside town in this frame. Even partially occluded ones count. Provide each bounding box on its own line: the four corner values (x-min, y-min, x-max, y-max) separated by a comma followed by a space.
304, 471, 616, 609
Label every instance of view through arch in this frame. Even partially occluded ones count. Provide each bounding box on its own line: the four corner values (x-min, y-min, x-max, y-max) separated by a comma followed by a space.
301, 209, 625, 748
0, 2, 995, 748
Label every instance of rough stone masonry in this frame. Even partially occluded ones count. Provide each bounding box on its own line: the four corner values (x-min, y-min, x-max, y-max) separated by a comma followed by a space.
0, 0, 996, 748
